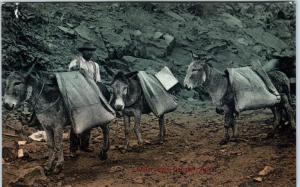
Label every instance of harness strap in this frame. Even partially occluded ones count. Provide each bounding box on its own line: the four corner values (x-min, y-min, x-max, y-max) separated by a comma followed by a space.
92, 61, 97, 81
30, 80, 60, 114
35, 97, 60, 114
32, 81, 45, 110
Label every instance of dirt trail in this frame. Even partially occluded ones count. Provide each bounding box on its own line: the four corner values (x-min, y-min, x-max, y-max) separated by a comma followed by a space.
3, 100, 295, 186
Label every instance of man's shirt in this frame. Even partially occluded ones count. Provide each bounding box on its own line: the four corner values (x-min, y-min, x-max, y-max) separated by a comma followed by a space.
69, 56, 101, 82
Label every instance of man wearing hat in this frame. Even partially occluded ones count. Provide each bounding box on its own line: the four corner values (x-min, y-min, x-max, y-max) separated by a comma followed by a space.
68, 42, 100, 157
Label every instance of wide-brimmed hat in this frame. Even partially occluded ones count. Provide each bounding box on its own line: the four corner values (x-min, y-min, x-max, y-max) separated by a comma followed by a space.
77, 42, 96, 52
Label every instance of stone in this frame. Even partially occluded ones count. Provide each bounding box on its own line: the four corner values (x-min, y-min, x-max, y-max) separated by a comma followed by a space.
165, 11, 185, 22
133, 176, 144, 184
153, 31, 164, 40
74, 23, 97, 41
253, 177, 263, 182
109, 166, 124, 173
18, 149, 24, 158
29, 131, 47, 142
222, 13, 243, 28
163, 33, 175, 52
57, 26, 75, 36
18, 141, 27, 146
258, 166, 274, 176
132, 30, 142, 37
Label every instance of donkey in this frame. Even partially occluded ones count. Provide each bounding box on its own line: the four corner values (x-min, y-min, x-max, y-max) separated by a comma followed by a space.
3, 64, 110, 174
110, 72, 166, 150
183, 56, 295, 145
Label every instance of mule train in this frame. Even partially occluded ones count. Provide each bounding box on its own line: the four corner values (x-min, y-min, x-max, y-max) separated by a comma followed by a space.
3, 54, 295, 174
184, 53, 295, 145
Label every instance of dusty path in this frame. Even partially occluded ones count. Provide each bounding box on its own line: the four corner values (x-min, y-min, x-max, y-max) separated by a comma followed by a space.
3, 100, 295, 186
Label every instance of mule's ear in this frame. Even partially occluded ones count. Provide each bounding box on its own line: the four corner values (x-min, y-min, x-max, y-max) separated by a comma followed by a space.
206, 62, 212, 67
191, 51, 199, 60
111, 71, 126, 85
124, 71, 138, 79
114, 71, 125, 79
24, 59, 38, 78
202, 62, 211, 73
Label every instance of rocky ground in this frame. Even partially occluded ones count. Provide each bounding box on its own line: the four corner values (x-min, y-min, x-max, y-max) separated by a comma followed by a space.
3, 99, 295, 187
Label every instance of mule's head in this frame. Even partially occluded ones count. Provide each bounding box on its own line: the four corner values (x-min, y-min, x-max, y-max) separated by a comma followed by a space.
183, 53, 212, 90
3, 62, 36, 110
110, 72, 129, 111
3, 72, 30, 110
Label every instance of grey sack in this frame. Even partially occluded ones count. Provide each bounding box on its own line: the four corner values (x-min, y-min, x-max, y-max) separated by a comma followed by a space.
137, 71, 178, 117
226, 66, 280, 112
55, 71, 115, 134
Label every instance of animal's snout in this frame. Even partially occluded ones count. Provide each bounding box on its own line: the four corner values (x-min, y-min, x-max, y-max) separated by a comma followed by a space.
183, 78, 192, 90
4, 102, 14, 110
114, 97, 125, 111
3, 95, 17, 110
184, 82, 191, 90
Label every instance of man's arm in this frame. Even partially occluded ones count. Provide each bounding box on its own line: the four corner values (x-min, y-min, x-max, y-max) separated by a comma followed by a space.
69, 59, 80, 71
95, 63, 101, 82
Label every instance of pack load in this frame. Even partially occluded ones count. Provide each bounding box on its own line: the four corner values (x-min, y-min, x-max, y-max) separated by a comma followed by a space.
225, 61, 280, 112
137, 71, 178, 117
55, 71, 115, 134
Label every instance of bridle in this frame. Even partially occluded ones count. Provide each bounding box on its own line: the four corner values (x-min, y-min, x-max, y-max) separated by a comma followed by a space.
201, 63, 212, 88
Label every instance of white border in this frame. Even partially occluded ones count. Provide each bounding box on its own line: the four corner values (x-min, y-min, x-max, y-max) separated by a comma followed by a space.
0, 1, 297, 187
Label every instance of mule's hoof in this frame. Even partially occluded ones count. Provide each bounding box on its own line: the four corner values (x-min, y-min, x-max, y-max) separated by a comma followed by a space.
231, 137, 239, 142
70, 151, 77, 159
216, 107, 224, 115
99, 150, 108, 160
136, 146, 144, 153
44, 165, 53, 175
267, 133, 275, 138
219, 138, 229, 145
53, 163, 63, 175
80, 147, 94, 153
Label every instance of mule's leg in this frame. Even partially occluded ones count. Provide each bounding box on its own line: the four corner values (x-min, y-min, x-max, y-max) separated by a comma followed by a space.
134, 110, 143, 145
69, 128, 79, 158
268, 105, 281, 138
282, 95, 296, 131
44, 128, 55, 172
99, 124, 110, 160
53, 125, 64, 174
158, 115, 165, 144
220, 105, 233, 145
271, 106, 277, 122
231, 114, 238, 139
80, 130, 93, 152
123, 115, 130, 150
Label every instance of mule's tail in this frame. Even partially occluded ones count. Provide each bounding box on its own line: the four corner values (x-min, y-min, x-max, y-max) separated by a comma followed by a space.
267, 70, 292, 103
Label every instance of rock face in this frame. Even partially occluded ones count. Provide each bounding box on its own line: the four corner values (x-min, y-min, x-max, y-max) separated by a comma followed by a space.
2, 2, 295, 100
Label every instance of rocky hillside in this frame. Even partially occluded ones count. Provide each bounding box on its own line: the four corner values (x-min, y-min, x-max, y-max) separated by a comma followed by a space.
2, 2, 295, 99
